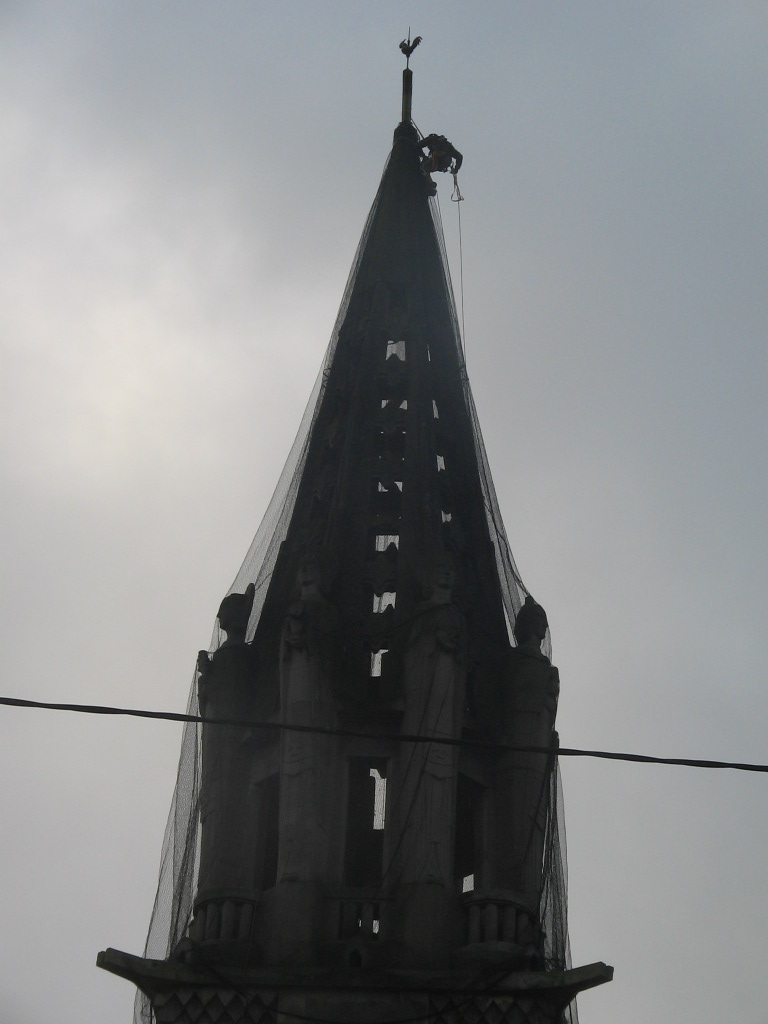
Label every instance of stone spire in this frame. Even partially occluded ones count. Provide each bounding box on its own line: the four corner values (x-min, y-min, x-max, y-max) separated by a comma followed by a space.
98, 49, 612, 1024
250, 102, 507, 725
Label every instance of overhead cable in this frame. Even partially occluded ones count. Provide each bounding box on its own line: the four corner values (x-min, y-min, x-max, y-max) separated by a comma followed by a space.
1, 695, 766, 774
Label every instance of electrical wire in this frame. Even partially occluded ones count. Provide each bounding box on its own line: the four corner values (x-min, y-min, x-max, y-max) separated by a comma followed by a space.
2, 695, 766, 773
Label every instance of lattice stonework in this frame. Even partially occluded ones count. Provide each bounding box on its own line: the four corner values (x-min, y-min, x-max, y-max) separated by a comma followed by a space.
429, 994, 554, 1024
151, 988, 277, 1024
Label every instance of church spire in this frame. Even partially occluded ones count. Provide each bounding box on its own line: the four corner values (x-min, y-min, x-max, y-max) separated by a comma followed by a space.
250, 65, 507, 719
98, 47, 612, 1024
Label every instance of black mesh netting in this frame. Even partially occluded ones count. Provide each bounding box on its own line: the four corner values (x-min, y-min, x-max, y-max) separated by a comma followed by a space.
135, 127, 575, 1024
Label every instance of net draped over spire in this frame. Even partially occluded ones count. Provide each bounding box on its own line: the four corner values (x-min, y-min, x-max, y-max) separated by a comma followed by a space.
137, 119, 573, 1024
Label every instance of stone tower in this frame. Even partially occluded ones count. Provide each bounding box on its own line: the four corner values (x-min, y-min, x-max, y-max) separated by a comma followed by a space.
99, 54, 611, 1024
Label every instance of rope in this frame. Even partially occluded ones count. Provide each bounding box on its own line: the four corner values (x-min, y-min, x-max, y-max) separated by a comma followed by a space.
451, 172, 466, 361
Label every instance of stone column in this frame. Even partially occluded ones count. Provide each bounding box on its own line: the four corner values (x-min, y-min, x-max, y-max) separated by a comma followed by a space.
194, 584, 266, 961
389, 563, 466, 964
197, 642, 261, 899
271, 556, 339, 963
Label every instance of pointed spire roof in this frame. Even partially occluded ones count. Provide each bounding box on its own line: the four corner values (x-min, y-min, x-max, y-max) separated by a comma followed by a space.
252, 67, 522, 713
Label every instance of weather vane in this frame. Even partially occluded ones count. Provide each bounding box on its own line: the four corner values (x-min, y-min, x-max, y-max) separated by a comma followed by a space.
399, 29, 422, 69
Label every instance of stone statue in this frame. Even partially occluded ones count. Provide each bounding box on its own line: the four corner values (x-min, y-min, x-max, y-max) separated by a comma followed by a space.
508, 595, 559, 713
387, 555, 468, 963
282, 554, 338, 660
277, 554, 339, 883
397, 555, 466, 886
196, 584, 260, 904
197, 582, 256, 711
217, 582, 256, 646
493, 594, 559, 937
513, 594, 549, 658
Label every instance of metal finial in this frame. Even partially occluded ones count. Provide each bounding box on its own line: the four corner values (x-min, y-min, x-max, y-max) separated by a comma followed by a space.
399, 31, 420, 123
399, 29, 422, 69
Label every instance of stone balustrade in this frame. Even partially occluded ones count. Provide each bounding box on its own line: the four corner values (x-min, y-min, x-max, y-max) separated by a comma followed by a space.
328, 888, 392, 940
190, 893, 261, 944
461, 891, 536, 947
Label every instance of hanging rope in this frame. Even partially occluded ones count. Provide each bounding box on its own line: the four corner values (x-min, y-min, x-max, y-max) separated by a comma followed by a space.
451, 172, 466, 361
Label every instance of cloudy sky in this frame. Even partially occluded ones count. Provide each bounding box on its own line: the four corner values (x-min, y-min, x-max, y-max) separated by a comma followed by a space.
1, 4, 767, 1023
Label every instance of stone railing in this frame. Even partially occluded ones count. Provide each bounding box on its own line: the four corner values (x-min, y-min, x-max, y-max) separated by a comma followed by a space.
327, 887, 392, 941
461, 891, 536, 947
190, 891, 261, 944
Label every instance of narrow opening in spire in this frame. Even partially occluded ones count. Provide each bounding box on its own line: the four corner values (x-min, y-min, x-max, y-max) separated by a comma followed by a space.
373, 591, 396, 613
344, 759, 387, 887
374, 534, 400, 551
455, 773, 485, 893
386, 339, 406, 361
370, 767, 387, 830
370, 650, 388, 677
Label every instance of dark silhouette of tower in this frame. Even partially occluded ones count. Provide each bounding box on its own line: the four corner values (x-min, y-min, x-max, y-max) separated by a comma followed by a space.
99, 51, 611, 1024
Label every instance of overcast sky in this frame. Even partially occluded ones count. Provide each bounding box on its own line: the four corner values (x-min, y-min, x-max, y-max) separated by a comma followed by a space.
1, 4, 767, 1023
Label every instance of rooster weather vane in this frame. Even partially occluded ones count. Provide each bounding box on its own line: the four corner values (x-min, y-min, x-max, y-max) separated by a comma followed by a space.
399, 30, 422, 68
397, 32, 463, 199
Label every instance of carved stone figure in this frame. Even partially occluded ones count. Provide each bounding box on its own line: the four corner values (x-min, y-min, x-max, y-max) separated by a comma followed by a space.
397, 557, 466, 886
385, 556, 468, 964
196, 585, 260, 903
513, 594, 549, 657
219, 583, 256, 645
282, 555, 338, 660
494, 596, 559, 941
277, 555, 339, 883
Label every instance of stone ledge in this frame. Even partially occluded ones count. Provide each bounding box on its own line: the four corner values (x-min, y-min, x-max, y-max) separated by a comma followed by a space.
97, 946, 612, 999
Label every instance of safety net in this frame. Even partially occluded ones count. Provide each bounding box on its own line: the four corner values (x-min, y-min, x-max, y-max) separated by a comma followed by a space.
135, 120, 575, 1024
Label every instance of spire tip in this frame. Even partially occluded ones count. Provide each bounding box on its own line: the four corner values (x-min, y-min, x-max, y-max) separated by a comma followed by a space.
398, 32, 420, 123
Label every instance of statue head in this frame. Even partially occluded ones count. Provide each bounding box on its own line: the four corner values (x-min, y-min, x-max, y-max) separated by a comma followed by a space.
513, 595, 548, 652
217, 582, 255, 646
296, 551, 326, 601
424, 552, 457, 603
